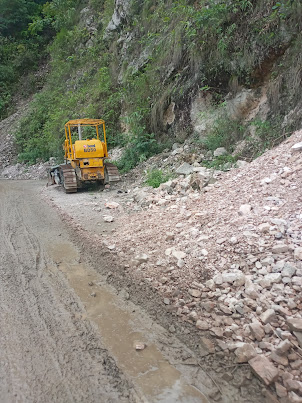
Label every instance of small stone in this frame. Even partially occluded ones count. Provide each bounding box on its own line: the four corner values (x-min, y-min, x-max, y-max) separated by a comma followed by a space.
213, 147, 227, 157
293, 331, 302, 348
294, 247, 302, 260
249, 321, 265, 341
272, 244, 289, 254
275, 340, 292, 355
288, 392, 302, 402
172, 250, 186, 260
205, 279, 215, 290
239, 204, 252, 216
221, 272, 245, 285
134, 341, 146, 350
292, 142, 302, 151
290, 360, 302, 370
177, 259, 185, 268
245, 278, 259, 299
260, 309, 276, 325
275, 382, 288, 398
213, 274, 223, 285
135, 254, 149, 265
283, 378, 301, 392
188, 311, 198, 321
176, 162, 194, 175
163, 298, 170, 305
210, 327, 224, 338
282, 263, 296, 278
189, 289, 201, 298
196, 320, 209, 330
105, 201, 119, 209
260, 273, 282, 288
248, 355, 279, 385
287, 318, 302, 332
103, 215, 114, 222
235, 343, 257, 363
270, 351, 288, 366
259, 223, 270, 233
90, 292, 96, 297
166, 232, 174, 241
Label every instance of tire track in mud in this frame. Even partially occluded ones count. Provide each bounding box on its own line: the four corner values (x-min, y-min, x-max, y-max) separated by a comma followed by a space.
0, 181, 134, 403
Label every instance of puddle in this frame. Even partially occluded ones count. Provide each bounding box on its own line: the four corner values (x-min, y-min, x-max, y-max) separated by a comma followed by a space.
47, 241, 209, 403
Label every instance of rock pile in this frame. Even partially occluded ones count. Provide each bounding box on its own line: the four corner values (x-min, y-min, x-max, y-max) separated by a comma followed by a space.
109, 130, 302, 400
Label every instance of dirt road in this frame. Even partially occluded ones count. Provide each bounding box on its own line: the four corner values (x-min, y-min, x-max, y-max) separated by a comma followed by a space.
0, 180, 135, 402
0, 180, 212, 403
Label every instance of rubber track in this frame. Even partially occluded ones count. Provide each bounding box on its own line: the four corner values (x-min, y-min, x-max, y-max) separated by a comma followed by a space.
60, 164, 77, 193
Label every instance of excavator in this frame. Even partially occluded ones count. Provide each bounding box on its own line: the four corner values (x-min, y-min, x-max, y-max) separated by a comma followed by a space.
48, 119, 120, 193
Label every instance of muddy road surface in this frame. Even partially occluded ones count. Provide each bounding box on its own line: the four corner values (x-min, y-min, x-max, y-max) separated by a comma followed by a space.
0, 180, 212, 403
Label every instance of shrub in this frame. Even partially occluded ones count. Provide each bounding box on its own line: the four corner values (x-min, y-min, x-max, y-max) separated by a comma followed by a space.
145, 168, 172, 188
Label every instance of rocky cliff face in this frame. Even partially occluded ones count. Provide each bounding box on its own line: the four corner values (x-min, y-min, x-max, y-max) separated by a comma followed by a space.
93, 0, 302, 154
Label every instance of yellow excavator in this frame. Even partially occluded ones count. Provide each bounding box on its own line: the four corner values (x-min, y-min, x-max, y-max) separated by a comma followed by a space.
48, 119, 120, 193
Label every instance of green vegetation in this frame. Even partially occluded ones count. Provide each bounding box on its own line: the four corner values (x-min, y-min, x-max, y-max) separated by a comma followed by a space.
203, 155, 238, 171
1, 0, 301, 167
145, 168, 172, 188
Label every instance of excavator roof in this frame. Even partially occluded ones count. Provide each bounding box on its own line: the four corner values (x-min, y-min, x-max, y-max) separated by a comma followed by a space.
65, 119, 105, 127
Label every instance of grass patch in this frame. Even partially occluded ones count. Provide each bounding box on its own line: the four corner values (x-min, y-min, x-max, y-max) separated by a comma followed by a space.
145, 168, 172, 188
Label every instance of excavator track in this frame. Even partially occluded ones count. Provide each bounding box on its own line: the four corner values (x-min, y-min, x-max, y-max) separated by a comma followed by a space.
105, 162, 120, 184
60, 164, 77, 193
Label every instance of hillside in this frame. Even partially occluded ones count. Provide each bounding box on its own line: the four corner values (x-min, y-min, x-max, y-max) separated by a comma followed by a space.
0, 0, 301, 170
1, 1, 302, 401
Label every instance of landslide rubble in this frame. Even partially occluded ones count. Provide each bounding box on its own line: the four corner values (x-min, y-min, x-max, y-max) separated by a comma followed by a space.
106, 130, 302, 401
42, 130, 302, 401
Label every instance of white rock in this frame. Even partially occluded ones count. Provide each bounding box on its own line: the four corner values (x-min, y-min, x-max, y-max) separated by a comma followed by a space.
239, 204, 252, 215
189, 289, 201, 298
258, 273, 282, 288
258, 223, 270, 233
213, 147, 227, 157
292, 276, 302, 286
244, 278, 259, 299
135, 254, 149, 264
260, 309, 276, 324
172, 250, 186, 260
176, 162, 194, 175
291, 142, 302, 151
205, 279, 215, 290
222, 272, 245, 286
177, 259, 185, 268
294, 247, 302, 260
282, 263, 296, 278
103, 215, 114, 222
213, 273, 223, 285
230, 236, 238, 244
105, 201, 119, 209
272, 244, 289, 254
